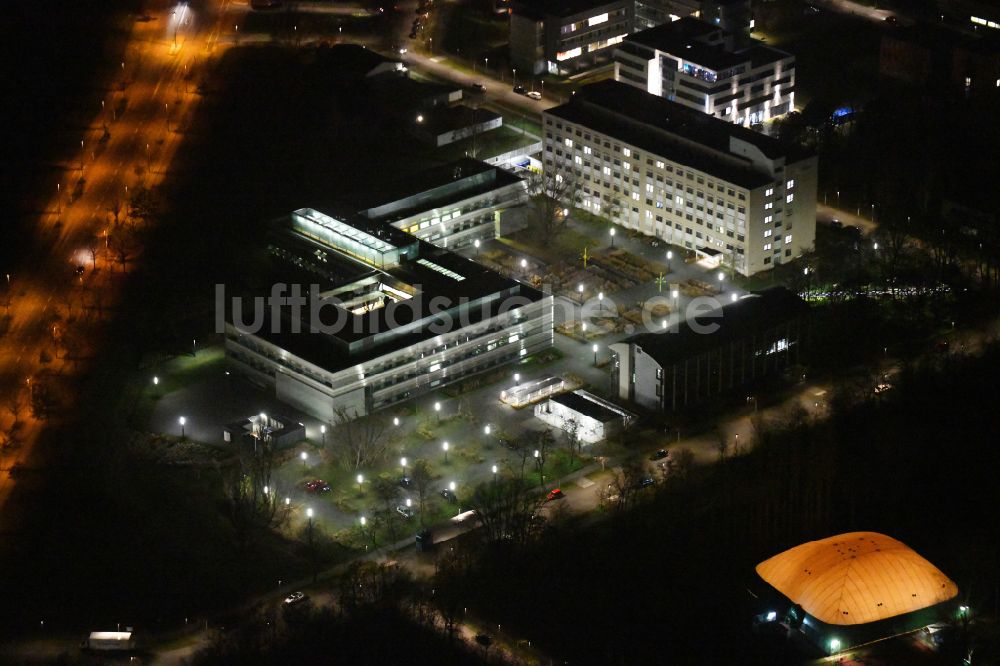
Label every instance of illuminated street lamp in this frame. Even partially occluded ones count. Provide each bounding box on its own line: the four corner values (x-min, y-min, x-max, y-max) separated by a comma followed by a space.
178, 416, 186, 438
474, 239, 481, 256
300, 450, 308, 470
492, 464, 498, 483
577, 283, 584, 304
357, 473, 364, 493
320, 424, 326, 445
442, 441, 450, 464
592, 343, 599, 365
449, 481, 456, 492
393, 416, 400, 426
434, 401, 441, 423
514, 373, 520, 387
401, 457, 408, 475
609, 227, 616, 247
153, 376, 159, 386
717, 271, 725, 282
598, 291, 604, 311
416, 114, 424, 123
520, 258, 528, 273
285, 497, 290, 506
666, 250, 673, 270
484, 424, 491, 436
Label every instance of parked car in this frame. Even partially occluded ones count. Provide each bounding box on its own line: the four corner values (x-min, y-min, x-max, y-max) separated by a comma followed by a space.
396, 505, 414, 518
512, 85, 526, 95
546, 488, 564, 501
440, 488, 458, 502
398, 476, 413, 488
471, 82, 487, 93
649, 449, 668, 461
305, 479, 330, 492
526, 90, 542, 100
283, 591, 307, 605
636, 477, 655, 489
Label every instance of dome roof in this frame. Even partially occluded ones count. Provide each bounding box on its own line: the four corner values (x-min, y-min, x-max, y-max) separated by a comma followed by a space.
756, 532, 958, 626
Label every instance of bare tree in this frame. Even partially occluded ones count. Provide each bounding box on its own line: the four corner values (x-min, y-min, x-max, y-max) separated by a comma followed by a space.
329, 406, 395, 471
526, 166, 580, 242
467, 476, 546, 548
371, 476, 401, 541
410, 459, 435, 522
604, 458, 646, 512
563, 419, 582, 463
223, 440, 288, 553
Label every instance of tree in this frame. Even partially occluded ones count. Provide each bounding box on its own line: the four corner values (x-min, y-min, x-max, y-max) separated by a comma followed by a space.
563, 419, 582, 463
533, 429, 555, 486
127, 185, 158, 227
467, 476, 546, 548
371, 476, 401, 541
329, 406, 394, 471
604, 458, 645, 512
526, 166, 580, 242
410, 459, 435, 522
223, 440, 287, 553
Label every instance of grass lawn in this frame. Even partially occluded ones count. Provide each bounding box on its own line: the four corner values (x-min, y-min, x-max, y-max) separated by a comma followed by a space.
499, 225, 600, 265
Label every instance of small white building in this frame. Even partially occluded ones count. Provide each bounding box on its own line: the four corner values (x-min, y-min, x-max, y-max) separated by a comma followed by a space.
534, 389, 634, 444
501, 375, 566, 408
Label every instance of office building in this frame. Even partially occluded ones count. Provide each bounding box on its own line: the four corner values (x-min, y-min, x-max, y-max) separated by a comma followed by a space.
510, 0, 634, 75
356, 159, 528, 250
635, 0, 751, 35
225, 208, 553, 420
614, 17, 795, 125
609, 288, 808, 411
543, 81, 816, 275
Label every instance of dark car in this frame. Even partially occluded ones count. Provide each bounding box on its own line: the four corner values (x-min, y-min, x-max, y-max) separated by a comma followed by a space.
398, 476, 413, 488
305, 479, 331, 492
546, 488, 564, 501
440, 488, 458, 502
513, 85, 526, 95
636, 477, 655, 489
475, 633, 493, 647
471, 82, 487, 93
75, 265, 85, 276
649, 449, 668, 461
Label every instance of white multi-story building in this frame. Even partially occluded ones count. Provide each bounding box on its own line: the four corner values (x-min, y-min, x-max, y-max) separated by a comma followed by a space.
225, 209, 553, 420
613, 17, 795, 126
542, 81, 816, 275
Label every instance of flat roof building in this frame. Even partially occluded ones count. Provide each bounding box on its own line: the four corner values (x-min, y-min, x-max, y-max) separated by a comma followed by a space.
356, 158, 529, 250
510, 0, 634, 75
225, 210, 553, 420
534, 389, 634, 442
614, 17, 795, 125
609, 288, 808, 411
543, 81, 816, 275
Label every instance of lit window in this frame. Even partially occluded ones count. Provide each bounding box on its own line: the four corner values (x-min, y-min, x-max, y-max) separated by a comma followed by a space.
675, 195, 684, 206
655, 160, 665, 169
764, 229, 772, 237
785, 234, 793, 244
584, 146, 593, 155
632, 192, 640, 200
786, 179, 795, 189
764, 243, 772, 251
556, 47, 582, 61
588, 12, 609, 26
603, 166, 612, 176
646, 183, 654, 193
622, 147, 631, 157
765, 202, 773, 210
623, 162, 631, 170
764, 215, 772, 224
556, 174, 564, 183
786, 193, 794, 203
565, 138, 573, 148
765, 187, 774, 196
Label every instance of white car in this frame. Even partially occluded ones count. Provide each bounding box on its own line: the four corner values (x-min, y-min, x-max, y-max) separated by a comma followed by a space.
526, 91, 542, 100
283, 591, 307, 605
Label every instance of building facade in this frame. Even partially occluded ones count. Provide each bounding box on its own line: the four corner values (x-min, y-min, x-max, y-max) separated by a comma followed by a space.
510, 0, 634, 75
534, 390, 634, 443
543, 81, 817, 275
357, 159, 528, 250
225, 209, 552, 420
613, 17, 795, 125
609, 288, 808, 411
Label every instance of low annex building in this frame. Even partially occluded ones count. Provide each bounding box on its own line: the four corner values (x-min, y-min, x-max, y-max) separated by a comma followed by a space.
755, 532, 961, 655
534, 389, 634, 443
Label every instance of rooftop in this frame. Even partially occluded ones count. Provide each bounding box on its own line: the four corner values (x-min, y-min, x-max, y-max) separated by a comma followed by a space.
546, 81, 810, 188
756, 532, 959, 626
237, 211, 545, 371
624, 287, 809, 366
625, 18, 791, 71
512, 0, 629, 20
413, 105, 502, 136
551, 390, 632, 423
358, 158, 524, 225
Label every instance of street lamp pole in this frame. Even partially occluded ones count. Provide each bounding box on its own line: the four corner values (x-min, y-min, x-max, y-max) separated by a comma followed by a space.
592, 344, 599, 366
609, 227, 616, 247
442, 441, 449, 464
179, 416, 186, 438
